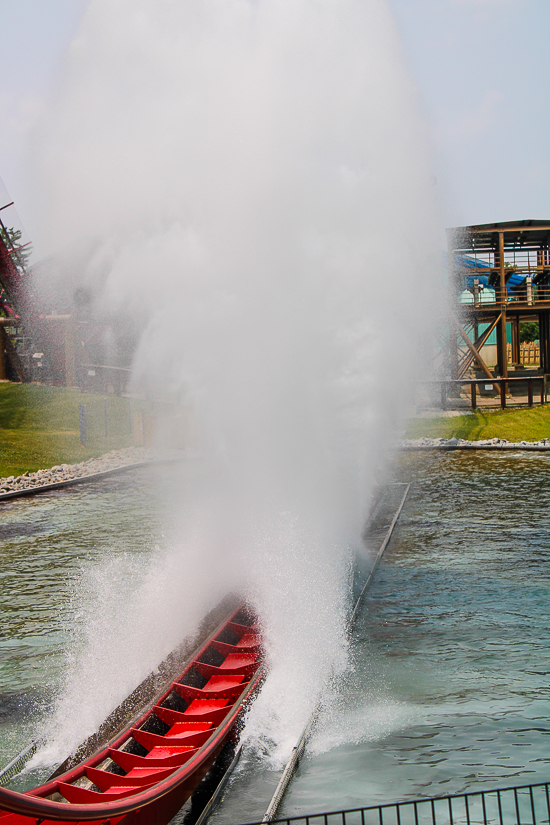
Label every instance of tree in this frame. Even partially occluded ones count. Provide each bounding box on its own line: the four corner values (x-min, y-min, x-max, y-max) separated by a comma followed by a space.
0, 225, 32, 273
520, 321, 539, 343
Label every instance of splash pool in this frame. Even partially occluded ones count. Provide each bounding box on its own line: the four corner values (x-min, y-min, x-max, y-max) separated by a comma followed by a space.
0, 467, 163, 789
2, 452, 550, 821
211, 451, 550, 822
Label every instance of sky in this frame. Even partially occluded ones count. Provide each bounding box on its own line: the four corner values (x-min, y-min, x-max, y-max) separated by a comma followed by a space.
0, 0, 549, 256
391, 0, 550, 228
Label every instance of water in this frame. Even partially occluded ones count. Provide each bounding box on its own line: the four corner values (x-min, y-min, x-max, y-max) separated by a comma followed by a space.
210, 451, 550, 822
0, 467, 164, 789
2, 453, 550, 815
7, 0, 503, 815
29, 0, 442, 764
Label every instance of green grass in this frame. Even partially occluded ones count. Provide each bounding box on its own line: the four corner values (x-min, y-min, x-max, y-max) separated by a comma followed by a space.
405, 406, 550, 443
4, 383, 547, 479
0, 383, 148, 477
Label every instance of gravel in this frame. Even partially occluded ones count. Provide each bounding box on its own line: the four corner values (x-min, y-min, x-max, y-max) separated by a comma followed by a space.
0, 447, 156, 496
3, 438, 548, 497
401, 437, 550, 451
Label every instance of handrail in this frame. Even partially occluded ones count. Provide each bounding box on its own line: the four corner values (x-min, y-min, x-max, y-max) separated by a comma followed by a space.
418, 375, 547, 411
82, 363, 133, 373
0, 741, 42, 785
458, 287, 550, 307
238, 777, 550, 825
421, 376, 545, 385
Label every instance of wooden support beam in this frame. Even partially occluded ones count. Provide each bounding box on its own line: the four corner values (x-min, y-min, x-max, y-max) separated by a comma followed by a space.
0, 328, 6, 380
511, 315, 521, 366
498, 232, 508, 378
539, 311, 550, 374
457, 321, 475, 373
1, 329, 27, 381
447, 234, 459, 380
458, 313, 502, 377
64, 315, 77, 388
470, 224, 550, 234
454, 316, 495, 382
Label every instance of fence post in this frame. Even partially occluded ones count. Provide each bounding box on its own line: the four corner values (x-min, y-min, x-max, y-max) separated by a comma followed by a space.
79, 403, 87, 447
441, 382, 446, 411
500, 381, 506, 409
133, 412, 144, 446
528, 379, 533, 408
470, 381, 477, 410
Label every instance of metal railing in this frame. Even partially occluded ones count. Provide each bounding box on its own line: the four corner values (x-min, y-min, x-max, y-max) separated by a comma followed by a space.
237, 780, 550, 825
0, 741, 41, 785
455, 250, 547, 270
79, 363, 132, 395
459, 286, 550, 307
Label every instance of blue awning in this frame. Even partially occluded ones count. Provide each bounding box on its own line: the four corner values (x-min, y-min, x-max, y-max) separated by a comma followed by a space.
455, 254, 490, 270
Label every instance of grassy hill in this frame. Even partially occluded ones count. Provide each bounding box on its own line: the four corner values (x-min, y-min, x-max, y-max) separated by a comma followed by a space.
2, 382, 548, 478
405, 406, 550, 443
0, 383, 146, 477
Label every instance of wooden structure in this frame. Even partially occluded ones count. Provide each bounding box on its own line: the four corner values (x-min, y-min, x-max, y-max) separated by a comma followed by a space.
0, 205, 80, 386
449, 220, 550, 380
0, 201, 134, 391
0, 203, 31, 381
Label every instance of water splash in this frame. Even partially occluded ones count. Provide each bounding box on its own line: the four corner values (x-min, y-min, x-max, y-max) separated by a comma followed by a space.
28, 0, 440, 764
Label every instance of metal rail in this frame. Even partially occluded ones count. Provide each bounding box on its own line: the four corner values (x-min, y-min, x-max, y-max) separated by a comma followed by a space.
240, 778, 550, 825
194, 745, 244, 825
348, 484, 410, 629
262, 484, 411, 823
0, 741, 42, 785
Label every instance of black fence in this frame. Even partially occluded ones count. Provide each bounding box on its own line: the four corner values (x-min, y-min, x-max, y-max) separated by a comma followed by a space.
245, 780, 550, 825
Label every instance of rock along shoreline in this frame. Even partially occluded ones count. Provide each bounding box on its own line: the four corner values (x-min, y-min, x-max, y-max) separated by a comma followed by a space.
0, 447, 156, 500
1, 439, 548, 501
401, 437, 550, 451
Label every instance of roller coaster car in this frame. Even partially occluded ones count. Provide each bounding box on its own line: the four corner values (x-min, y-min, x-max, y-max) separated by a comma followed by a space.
0, 604, 263, 825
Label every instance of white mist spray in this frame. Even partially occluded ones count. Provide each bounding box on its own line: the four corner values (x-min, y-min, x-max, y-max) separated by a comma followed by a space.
29, 0, 440, 765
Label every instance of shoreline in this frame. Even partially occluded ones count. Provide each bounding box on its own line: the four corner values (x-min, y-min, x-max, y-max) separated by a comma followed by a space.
401, 437, 550, 452
1, 436, 548, 504
0, 447, 157, 501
